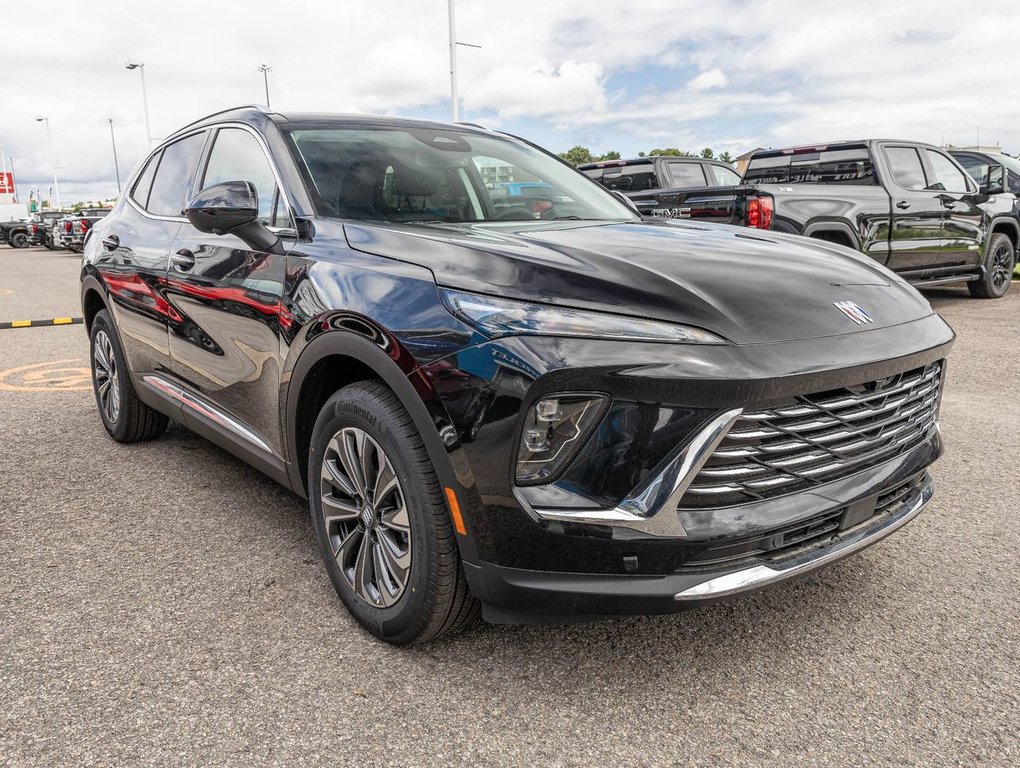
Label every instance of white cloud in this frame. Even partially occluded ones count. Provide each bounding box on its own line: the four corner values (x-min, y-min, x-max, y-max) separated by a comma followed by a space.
0, 0, 1018, 203
688, 68, 728, 91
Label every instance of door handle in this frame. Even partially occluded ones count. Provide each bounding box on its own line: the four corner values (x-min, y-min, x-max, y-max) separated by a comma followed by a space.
943, 201, 956, 209
895, 200, 911, 210
101, 234, 120, 251
170, 248, 196, 271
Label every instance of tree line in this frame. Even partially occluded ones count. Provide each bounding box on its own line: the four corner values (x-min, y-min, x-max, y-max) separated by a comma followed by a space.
559, 146, 734, 166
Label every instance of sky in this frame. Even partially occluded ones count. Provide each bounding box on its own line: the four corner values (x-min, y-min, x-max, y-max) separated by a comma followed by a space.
1, 0, 1018, 206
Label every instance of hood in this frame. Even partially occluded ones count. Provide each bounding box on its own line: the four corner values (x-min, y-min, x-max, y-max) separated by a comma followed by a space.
342, 219, 934, 345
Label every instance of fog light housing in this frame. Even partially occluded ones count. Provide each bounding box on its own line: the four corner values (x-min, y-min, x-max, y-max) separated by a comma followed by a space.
516, 394, 608, 485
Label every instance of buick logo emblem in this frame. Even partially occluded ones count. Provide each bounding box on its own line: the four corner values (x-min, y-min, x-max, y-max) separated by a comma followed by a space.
833, 300, 873, 325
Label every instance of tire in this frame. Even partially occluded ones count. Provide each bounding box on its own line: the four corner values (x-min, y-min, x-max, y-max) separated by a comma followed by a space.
44, 235, 55, 250
308, 381, 479, 645
89, 309, 169, 442
969, 233, 1016, 299
11, 232, 29, 248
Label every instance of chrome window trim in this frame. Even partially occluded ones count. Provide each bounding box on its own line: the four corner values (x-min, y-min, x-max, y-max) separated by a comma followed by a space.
124, 121, 296, 227
125, 127, 211, 223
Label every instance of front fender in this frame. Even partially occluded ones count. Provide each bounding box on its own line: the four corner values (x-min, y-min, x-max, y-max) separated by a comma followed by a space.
282, 325, 483, 565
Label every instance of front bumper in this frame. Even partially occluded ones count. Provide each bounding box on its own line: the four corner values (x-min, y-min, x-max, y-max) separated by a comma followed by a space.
421, 312, 953, 619
469, 469, 933, 624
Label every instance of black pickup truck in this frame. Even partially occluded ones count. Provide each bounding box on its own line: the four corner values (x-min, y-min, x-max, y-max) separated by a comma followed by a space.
0, 219, 31, 248
578, 156, 775, 229
742, 140, 1019, 298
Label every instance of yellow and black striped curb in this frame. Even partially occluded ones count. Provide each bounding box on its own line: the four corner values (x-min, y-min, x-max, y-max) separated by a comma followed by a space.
0, 317, 84, 330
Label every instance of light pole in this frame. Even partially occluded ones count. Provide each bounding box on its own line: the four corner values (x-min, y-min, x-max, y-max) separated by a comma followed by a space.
108, 119, 122, 194
257, 64, 272, 108
125, 60, 152, 147
35, 117, 61, 209
447, 0, 481, 123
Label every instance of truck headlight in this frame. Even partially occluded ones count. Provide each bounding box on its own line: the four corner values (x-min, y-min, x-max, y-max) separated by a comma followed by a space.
516, 394, 608, 485
441, 289, 725, 344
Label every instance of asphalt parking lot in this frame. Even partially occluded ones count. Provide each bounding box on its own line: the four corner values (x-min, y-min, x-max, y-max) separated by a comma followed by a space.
1, 245, 1018, 767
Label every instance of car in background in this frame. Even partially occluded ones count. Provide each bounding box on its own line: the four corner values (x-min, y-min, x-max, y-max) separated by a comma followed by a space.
70, 208, 112, 252
0, 218, 31, 248
948, 150, 1020, 197
578, 156, 774, 229
81, 106, 954, 644
52, 215, 76, 249
742, 140, 1019, 298
29, 211, 66, 248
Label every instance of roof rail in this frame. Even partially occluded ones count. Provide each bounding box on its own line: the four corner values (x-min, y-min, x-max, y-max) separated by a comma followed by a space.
165, 104, 279, 141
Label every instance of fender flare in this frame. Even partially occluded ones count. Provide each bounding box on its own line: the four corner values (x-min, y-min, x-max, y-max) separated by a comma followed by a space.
802, 220, 862, 251
987, 215, 1020, 258
283, 330, 482, 564
80, 272, 110, 330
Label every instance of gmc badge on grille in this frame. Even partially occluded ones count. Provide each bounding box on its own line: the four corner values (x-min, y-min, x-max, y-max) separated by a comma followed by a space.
833, 300, 874, 325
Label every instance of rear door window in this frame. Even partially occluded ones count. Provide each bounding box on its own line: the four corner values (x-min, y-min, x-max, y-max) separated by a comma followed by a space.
130, 152, 160, 209
664, 161, 707, 188
602, 163, 658, 191
883, 147, 927, 190
146, 132, 207, 217
744, 148, 877, 185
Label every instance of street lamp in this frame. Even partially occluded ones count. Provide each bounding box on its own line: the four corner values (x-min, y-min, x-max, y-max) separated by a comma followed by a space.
108, 119, 122, 194
447, 0, 481, 123
125, 60, 152, 147
34, 117, 61, 209
257, 64, 272, 108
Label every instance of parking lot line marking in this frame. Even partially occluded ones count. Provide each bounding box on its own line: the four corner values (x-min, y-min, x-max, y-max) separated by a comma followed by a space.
0, 317, 84, 330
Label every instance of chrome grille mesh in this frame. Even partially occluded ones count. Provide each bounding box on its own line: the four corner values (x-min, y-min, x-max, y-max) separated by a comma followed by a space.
681, 362, 943, 507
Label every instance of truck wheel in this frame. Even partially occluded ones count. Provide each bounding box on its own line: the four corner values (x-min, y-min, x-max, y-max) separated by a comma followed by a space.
969, 233, 1016, 299
44, 235, 56, 250
11, 232, 29, 248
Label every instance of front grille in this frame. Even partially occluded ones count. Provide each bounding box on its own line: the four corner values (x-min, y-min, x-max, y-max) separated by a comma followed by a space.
681, 362, 943, 508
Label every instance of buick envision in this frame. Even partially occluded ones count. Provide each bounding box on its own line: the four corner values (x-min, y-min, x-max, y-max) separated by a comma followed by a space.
81, 107, 954, 644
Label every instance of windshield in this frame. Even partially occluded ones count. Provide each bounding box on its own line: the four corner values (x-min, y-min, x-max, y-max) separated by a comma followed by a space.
990, 153, 1020, 176
283, 125, 636, 224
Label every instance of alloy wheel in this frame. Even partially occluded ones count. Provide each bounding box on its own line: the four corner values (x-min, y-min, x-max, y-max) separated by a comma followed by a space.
93, 330, 121, 424
991, 242, 1014, 291
320, 427, 412, 607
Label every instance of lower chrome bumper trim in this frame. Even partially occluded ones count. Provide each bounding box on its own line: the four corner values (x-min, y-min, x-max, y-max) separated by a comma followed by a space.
673, 478, 933, 600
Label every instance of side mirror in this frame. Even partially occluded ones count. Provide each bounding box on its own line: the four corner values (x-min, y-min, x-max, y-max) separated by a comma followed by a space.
185, 180, 281, 253
980, 165, 1006, 196
185, 181, 258, 235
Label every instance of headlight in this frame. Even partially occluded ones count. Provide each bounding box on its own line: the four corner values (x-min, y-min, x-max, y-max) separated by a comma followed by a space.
516, 394, 608, 485
441, 289, 725, 344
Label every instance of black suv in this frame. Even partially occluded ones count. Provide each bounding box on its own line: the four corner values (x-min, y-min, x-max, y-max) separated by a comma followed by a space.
81, 107, 954, 644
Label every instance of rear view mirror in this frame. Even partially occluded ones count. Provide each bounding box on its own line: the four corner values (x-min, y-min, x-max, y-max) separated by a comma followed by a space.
185, 181, 258, 235
980, 165, 1006, 196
